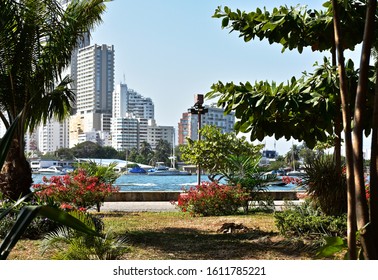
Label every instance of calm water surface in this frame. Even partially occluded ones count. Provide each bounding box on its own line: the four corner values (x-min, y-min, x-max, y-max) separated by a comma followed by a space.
32, 174, 300, 192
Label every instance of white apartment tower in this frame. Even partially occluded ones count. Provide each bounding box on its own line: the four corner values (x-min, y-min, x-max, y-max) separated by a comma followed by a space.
111, 82, 154, 151
112, 83, 154, 119
111, 114, 148, 151
69, 44, 115, 147
38, 120, 69, 153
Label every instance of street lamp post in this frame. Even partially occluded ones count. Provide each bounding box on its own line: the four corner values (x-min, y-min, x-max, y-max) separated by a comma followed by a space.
188, 94, 208, 186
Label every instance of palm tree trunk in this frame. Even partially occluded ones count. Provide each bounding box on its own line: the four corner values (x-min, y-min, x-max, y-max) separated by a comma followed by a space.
0, 138, 32, 200
332, 0, 357, 260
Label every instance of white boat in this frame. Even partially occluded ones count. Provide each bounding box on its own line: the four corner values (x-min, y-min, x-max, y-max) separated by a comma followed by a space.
148, 167, 191, 176
149, 134, 192, 176
148, 160, 191, 176
37, 166, 66, 175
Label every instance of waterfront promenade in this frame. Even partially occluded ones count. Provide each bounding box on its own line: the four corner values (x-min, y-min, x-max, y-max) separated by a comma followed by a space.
98, 190, 305, 212
99, 200, 303, 212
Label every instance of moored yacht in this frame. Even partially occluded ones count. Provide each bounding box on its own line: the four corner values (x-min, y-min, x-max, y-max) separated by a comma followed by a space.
37, 166, 66, 175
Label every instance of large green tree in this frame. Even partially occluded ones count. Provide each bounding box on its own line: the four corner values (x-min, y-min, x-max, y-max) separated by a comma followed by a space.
180, 125, 262, 181
208, 0, 378, 259
0, 0, 108, 200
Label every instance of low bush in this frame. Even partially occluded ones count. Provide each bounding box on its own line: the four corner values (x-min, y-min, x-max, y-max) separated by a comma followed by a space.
0, 212, 59, 239
176, 181, 250, 216
274, 200, 347, 238
41, 211, 129, 260
0, 197, 59, 240
33, 168, 119, 212
304, 156, 347, 216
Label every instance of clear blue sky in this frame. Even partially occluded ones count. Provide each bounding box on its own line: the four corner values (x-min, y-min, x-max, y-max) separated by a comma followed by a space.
91, 0, 361, 155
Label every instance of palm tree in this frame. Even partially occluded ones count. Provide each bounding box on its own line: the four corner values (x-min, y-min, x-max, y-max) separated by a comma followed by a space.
0, 0, 108, 200
284, 144, 300, 168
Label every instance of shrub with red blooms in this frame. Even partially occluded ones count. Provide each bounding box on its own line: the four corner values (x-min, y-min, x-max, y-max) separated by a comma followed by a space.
33, 169, 119, 212
365, 179, 370, 201
282, 176, 303, 185
175, 181, 250, 216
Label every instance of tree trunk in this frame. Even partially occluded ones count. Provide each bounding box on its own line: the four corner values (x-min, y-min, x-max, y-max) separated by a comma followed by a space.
353, 0, 378, 259
370, 57, 378, 258
332, 0, 357, 260
331, 46, 342, 173
0, 138, 32, 201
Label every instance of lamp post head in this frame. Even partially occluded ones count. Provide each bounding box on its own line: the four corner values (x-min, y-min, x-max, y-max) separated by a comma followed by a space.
194, 94, 204, 106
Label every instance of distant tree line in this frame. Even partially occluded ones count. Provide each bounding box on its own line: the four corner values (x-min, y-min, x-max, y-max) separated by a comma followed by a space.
36, 139, 181, 167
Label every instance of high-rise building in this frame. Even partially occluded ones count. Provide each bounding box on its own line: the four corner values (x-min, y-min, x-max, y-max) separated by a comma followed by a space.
111, 82, 175, 152
112, 83, 154, 119
111, 82, 158, 151
110, 114, 148, 151
25, 0, 90, 154
178, 104, 235, 145
69, 44, 115, 147
38, 120, 70, 154
76, 44, 114, 115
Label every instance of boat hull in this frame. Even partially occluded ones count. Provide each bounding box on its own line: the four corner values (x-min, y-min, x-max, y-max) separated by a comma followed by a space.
148, 171, 191, 176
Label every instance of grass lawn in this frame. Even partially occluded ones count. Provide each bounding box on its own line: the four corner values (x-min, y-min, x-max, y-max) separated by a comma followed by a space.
6, 211, 319, 260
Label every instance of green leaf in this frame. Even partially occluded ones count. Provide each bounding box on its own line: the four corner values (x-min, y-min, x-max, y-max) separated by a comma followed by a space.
222, 17, 229, 27
0, 205, 100, 260
317, 237, 346, 258
37, 206, 100, 236
256, 95, 265, 107
0, 114, 20, 168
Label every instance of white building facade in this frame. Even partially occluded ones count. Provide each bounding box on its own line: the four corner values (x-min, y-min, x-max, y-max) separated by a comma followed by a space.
147, 120, 175, 150
178, 104, 235, 144
69, 44, 115, 148
112, 83, 154, 119
110, 114, 148, 151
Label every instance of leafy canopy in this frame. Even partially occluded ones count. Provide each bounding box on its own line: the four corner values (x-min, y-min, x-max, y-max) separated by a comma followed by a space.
180, 125, 262, 180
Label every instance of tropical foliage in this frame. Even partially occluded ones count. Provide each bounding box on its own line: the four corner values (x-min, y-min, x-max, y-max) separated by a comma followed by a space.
209, 0, 378, 259
0, 0, 112, 260
0, 0, 108, 200
33, 169, 119, 212
176, 181, 250, 216
304, 156, 347, 216
274, 200, 347, 238
180, 125, 263, 181
41, 210, 129, 260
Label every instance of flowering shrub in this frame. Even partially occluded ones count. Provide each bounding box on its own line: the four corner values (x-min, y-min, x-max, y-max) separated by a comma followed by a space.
365, 178, 370, 201
282, 176, 303, 185
33, 168, 119, 212
175, 181, 250, 216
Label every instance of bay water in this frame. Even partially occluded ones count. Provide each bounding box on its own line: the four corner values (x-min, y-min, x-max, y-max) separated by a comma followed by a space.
32, 173, 299, 192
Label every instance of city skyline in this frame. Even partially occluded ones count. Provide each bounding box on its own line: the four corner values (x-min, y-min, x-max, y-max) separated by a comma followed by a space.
90, 0, 357, 155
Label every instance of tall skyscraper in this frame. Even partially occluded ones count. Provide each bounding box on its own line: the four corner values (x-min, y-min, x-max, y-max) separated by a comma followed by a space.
69, 44, 115, 147
76, 44, 114, 115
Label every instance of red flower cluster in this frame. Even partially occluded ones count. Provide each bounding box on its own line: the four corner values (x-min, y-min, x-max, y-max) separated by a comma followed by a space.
174, 181, 250, 216
33, 169, 119, 211
282, 176, 303, 185
365, 179, 370, 201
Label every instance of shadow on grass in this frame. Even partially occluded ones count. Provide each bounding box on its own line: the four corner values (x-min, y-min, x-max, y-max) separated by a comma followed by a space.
126, 227, 316, 260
